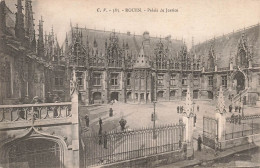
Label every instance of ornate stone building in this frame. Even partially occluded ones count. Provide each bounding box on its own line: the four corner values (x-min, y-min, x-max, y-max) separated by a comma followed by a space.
0, 0, 64, 104
64, 26, 203, 104
1, 0, 260, 106
192, 24, 260, 105
64, 24, 260, 106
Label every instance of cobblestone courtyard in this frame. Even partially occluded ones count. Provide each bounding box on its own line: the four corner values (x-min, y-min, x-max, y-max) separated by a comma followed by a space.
80, 101, 260, 137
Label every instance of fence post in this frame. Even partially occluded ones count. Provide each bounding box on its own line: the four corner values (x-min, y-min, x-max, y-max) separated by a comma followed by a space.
252, 119, 254, 135
242, 123, 244, 136
232, 123, 234, 139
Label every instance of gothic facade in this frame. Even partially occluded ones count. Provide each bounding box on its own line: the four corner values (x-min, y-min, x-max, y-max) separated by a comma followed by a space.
64, 24, 260, 106
1, 1, 260, 106
0, 0, 64, 104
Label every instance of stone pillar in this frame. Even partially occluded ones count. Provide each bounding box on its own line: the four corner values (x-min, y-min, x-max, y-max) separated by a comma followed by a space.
182, 87, 194, 143
215, 86, 227, 141
70, 67, 80, 168
183, 115, 194, 142
215, 112, 226, 141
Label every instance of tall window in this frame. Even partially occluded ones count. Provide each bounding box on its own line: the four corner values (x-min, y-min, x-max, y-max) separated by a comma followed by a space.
55, 77, 63, 86
77, 77, 83, 86
222, 75, 227, 88
93, 73, 101, 86
157, 74, 164, 85
170, 75, 176, 86
127, 73, 131, 86
182, 75, 187, 85
194, 75, 199, 87
111, 73, 118, 86
208, 76, 213, 86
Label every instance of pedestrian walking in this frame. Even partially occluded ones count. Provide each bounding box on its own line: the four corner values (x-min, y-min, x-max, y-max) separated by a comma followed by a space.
179, 139, 182, 149
99, 118, 103, 127
84, 114, 89, 127
229, 104, 232, 113
239, 106, 241, 113
109, 108, 113, 117
197, 135, 202, 151
119, 118, 127, 131
99, 118, 103, 135
231, 114, 235, 123
235, 115, 238, 124
215, 137, 219, 156
235, 106, 238, 112
194, 114, 197, 127
197, 105, 200, 112
177, 106, 180, 113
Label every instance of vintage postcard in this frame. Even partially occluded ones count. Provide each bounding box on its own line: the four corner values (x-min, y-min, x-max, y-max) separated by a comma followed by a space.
0, 0, 260, 167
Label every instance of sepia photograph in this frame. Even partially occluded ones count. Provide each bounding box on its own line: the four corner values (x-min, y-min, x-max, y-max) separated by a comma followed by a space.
0, 0, 260, 167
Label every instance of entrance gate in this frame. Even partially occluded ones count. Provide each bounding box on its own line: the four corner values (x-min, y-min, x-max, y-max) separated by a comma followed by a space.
203, 116, 218, 149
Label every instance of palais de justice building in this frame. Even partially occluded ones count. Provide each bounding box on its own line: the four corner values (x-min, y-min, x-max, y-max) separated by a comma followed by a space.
63, 24, 260, 106
0, 0, 260, 106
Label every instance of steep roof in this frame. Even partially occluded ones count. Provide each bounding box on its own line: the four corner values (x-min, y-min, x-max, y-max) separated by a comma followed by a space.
192, 24, 260, 68
67, 27, 183, 60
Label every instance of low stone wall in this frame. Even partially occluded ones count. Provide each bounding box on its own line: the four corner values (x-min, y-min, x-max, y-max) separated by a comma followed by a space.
99, 149, 187, 168
220, 133, 260, 150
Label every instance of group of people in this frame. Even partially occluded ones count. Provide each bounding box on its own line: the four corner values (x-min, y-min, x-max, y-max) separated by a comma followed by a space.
177, 105, 200, 114
228, 104, 243, 113
177, 106, 184, 113
230, 113, 242, 125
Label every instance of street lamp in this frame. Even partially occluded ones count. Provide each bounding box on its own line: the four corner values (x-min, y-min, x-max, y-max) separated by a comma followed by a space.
153, 101, 157, 139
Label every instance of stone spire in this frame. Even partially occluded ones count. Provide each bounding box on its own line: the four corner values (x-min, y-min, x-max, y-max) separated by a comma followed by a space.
184, 87, 193, 116
37, 16, 44, 58
0, 1, 7, 34
24, 0, 35, 46
15, 0, 25, 40
216, 86, 226, 114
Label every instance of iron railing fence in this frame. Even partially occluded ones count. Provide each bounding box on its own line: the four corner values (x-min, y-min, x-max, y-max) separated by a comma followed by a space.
83, 123, 185, 167
226, 114, 260, 122
225, 115, 260, 140
225, 127, 260, 140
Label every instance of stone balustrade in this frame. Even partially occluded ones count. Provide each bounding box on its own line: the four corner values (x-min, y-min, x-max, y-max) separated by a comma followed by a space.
0, 102, 72, 124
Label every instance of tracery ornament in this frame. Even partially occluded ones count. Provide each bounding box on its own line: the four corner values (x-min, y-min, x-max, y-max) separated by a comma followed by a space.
236, 33, 251, 68
106, 32, 123, 67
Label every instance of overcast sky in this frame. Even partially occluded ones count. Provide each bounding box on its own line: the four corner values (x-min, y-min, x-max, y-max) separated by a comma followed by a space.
5, 0, 260, 48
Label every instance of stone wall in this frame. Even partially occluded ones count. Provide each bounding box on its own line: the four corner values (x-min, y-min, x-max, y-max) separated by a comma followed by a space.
220, 133, 260, 150
99, 150, 186, 168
